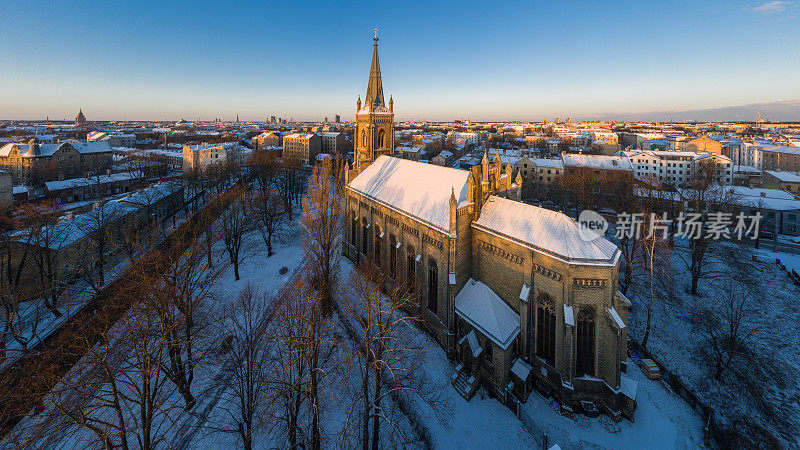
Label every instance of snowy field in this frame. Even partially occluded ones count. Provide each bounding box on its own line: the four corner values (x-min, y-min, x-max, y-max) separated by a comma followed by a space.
625, 239, 800, 447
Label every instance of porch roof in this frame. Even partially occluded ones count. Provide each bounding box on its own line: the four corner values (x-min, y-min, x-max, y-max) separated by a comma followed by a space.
455, 278, 521, 350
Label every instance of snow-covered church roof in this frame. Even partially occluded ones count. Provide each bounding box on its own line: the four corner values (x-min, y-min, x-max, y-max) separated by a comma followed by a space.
348, 156, 470, 231
474, 196, 619, 265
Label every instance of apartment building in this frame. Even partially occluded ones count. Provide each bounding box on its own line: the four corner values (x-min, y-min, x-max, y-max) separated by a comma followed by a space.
0, 139, 113, 186
761, 146, 800, 172
283, 133, 321, 164
253, 131, 281, 150
627, 150, 732, 186
320, 132, 346, 155
182, 142, 243, 172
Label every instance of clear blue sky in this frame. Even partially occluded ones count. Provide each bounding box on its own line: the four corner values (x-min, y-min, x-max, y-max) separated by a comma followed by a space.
1, 0, 798, 122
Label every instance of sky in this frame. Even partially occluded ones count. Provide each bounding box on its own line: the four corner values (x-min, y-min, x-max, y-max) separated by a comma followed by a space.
1, 0, 799, 122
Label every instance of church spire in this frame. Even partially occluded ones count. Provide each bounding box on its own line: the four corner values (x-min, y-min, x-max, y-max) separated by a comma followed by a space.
365, 29, 385, 110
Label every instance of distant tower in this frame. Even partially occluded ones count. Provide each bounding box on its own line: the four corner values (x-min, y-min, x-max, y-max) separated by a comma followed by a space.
354, 29, 394, 174
335, 114, 341, 123
75, 108, 87, 126
236, 114, 240, 123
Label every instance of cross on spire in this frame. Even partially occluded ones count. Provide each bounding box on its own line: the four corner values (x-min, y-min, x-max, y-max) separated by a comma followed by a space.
365, 32, 385, 109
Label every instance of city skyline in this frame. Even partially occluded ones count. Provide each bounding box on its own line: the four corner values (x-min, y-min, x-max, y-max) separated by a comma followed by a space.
1, 0, 799, 122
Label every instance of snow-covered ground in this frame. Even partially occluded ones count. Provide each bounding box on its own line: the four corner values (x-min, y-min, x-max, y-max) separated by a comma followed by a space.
171, 211, 306, 449
522, 359, 705, 449
625, 239, 800, 447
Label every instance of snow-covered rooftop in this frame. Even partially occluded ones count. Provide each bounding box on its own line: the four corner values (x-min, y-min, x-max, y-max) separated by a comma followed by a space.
561, 153, 633, 171
533, 158, 564, 169
455, 278, 521, 349
727, 186, 795, 200
474, 196, 619, 265
347, 156, 470, 232
119, 181, 181, 206
45, 172, 141, 192
765, 170, 800, 183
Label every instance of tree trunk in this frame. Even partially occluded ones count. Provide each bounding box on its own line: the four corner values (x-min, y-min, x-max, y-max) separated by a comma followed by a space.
371, 369, 382, 450
178, 382, 196, 410
206, 233, 213, 268
239, 421, 252, 450
362, 364, 370, 450
44, 296, 62, 318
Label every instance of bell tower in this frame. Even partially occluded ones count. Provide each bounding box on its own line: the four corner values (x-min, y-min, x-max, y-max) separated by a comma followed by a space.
354, 30, 394, 174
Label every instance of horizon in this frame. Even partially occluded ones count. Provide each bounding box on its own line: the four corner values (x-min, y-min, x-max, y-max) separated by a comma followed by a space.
1, 1, 799, 122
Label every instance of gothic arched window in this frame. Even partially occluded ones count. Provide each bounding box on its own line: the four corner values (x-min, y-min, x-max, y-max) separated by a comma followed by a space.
361, 218, 368, 256
576, 307, 596, 377
360, 130, 366, 148
374, 225, 382, 268
350, 212, 357, 247
378, 129, 386, 149
389, 234, 397, 278
427, 258, 438, 313
406, 245, 416, 293
536, 293, 556, 366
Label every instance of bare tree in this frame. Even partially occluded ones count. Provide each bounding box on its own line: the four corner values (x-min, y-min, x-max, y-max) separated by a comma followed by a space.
251, 190, 286, 258
182, 168, 207, 216
638, 221, 672, 351
76, 201, 135, 289
248, 149, 278, 196
0, 205, 36, 355
23, 201, 69, 318
267, 279, 333, 450
214, 283, 273, 450
267, 285, 308, 448
300, 157, 344, 312
338, 264, 449, 449
131, 236, 224, 410
680, 160, 739, 295
609, 174, 644, 295
216, 187, 251, 281
23, 291, 184, 450
275, 157, 303, 220
695, 280, 761, 381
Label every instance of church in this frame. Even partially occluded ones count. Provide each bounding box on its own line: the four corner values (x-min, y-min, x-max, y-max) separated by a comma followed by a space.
343, 35, 636, 421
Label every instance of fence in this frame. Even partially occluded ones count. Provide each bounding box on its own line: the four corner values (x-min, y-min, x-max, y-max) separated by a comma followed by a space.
507, 392, 550, 449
